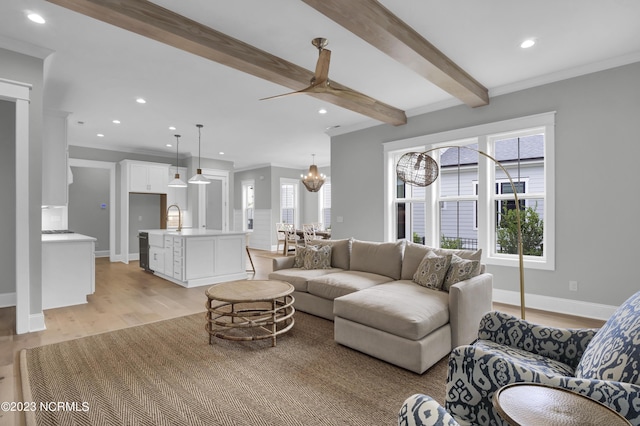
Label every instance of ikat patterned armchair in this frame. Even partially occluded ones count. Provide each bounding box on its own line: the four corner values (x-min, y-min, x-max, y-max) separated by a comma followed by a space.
399, 290, 640, 426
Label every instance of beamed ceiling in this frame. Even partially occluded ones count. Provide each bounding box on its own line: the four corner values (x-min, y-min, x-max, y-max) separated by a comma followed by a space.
0, 1, 639, 169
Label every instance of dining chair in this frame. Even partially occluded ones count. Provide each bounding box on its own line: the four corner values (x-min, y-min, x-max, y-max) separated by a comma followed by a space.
302, 224, 317, 247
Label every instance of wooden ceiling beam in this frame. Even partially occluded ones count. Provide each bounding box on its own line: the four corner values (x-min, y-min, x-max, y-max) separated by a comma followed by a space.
45, 0, 407, 125
301, 0, 489, 107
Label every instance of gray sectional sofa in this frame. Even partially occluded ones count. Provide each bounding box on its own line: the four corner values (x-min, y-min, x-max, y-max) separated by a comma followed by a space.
269, 238, 493, 373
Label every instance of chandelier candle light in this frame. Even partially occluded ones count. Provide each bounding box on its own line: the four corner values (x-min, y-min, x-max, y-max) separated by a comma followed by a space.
396, 146, 526, 319
301, 154, 326, 192
168, 134, 187, 188
189, 124, 210, 185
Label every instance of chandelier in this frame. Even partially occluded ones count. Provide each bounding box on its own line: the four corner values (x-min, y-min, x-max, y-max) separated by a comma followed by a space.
301, 154, 326, 192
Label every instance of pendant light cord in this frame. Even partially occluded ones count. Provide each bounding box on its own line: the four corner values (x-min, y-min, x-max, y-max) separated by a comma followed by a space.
175, 134, 181, 173
196, 124, 203, 169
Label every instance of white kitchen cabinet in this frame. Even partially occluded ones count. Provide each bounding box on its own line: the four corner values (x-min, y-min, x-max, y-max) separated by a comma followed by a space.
166, 166, 188, 209
42, 111, 69, 206
149, 245, 165, 274
42, 233, 96, 309
163, 235, 174, 277
142, 229, 247, 287
123, 160, 169, 193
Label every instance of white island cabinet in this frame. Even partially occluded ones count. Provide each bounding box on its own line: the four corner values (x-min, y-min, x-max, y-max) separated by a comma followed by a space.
145, 229, 247, 287
42, 233, 96, 309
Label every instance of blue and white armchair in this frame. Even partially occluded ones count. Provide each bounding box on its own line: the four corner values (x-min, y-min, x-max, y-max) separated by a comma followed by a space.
399, 290, 640, 426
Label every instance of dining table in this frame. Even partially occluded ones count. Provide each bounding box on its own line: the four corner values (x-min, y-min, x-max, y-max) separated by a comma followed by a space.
282, 229, 332, 256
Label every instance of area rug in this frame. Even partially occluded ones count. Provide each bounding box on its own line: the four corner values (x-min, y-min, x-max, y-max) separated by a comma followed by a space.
21, 311, 447, 426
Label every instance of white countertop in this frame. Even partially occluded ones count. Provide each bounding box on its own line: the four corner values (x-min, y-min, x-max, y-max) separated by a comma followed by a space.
42, 233, 97, 243
140, 229, 247, 237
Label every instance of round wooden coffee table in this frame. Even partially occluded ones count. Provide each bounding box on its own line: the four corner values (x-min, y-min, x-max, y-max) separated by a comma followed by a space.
493, 383, 631, 426
205, 280, 295, 347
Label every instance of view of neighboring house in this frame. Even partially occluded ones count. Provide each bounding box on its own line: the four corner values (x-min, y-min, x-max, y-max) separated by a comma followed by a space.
396, 135, 545, 254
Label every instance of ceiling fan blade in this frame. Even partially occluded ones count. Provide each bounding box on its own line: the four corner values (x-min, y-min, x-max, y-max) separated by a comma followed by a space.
260, 84, 325, 101
314, 49, 331, 84
259, 91, 306, 101
321, 85, 377, 105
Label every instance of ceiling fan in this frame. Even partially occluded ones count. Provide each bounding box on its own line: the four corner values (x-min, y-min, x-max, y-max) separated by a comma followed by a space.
260, 37, 373, 103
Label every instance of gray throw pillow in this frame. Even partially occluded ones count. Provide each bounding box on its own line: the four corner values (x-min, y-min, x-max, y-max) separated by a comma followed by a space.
412, 250, 452, 290
293, 246, 312, 268
443, 254, 480, 291
303, 245, 332, 270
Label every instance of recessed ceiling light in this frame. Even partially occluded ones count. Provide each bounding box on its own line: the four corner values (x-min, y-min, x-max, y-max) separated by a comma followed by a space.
27, 13, 46, 24
520, 39, 536, 49
318, 108, 328, 114
169, 126, 176, 130
97, 133, 105, 137
112, 119, 121, 124
166, 144, 172, 147
136, 98, 146, 104
219, 152, 225, 155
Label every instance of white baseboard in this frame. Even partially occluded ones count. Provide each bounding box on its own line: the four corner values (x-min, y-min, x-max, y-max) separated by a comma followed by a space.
129, 253, 140, 261
29, 312, 46, 332
0, 292, 16, 308
493, 289, 617, 321
95, 250, 110, 258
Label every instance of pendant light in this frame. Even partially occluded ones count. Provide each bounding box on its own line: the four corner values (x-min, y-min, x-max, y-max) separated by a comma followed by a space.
301, 154, 326, 192
189, 124, 210, 184
168, 134, 187, 187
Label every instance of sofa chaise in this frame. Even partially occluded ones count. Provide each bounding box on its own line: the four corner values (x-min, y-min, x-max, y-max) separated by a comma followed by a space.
269, 238, 493, 373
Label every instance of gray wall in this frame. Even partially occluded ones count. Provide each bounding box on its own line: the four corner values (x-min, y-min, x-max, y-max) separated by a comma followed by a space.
68, 167, 110, 253
0, 100, 16, 296
331, 61, 640, 307
129, 193, 162, 253
0, 47, 44, 315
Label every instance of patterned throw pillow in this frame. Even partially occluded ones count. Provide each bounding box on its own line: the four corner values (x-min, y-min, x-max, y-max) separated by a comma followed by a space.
412, 250, 452, 290
575, 290, 640, 384
293, 246, 314, 268
442, 254, 480, 291
303, 245, 332, 270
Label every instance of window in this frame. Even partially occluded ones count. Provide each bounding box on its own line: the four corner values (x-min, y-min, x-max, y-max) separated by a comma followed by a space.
241, 180, 254, 231
319, 180, 332, 229
280, 179, 299, 226
385, 112, 555, 270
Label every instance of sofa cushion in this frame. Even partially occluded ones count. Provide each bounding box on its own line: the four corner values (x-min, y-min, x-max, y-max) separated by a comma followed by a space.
268, 268, 343, 292
334, 281, 450, 341
350, 240, 404, 280
575, 290, 640, 384
443, 255, 481, 292
307, 271, 393, 300
412, 250, 452, 290
309, 238, 352, 270
303, 244, 332, 269
401, 242, 482, 280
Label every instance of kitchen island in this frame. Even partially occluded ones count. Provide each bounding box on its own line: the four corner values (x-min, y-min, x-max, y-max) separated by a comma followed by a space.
143, 229, 248, 288
42, 233, 96, 309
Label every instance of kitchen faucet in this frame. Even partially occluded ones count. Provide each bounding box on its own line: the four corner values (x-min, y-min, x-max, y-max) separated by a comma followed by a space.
166, 204, 182, 232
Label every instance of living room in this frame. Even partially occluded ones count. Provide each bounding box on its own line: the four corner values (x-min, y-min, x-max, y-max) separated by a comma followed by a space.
2, 1, 640, 425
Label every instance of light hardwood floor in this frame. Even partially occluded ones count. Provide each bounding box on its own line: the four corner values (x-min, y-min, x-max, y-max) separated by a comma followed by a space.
0, 250, 604, 425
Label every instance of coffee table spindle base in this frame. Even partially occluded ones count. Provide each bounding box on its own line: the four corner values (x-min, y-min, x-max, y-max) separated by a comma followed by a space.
205, 280, 295, 347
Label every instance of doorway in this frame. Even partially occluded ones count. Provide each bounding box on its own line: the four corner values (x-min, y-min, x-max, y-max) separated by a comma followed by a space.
68, 159, 116, 262
198, 169, 229, 231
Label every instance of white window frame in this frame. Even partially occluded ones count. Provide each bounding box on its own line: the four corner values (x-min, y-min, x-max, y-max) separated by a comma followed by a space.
318, 178, 331, 229
280, 178, 300, 227
384, 112, 555, 271
241, 179, 255, 232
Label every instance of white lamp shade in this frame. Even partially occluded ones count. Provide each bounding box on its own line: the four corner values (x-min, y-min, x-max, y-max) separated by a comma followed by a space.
168, 173, 188, 188
188, 169, 210, 184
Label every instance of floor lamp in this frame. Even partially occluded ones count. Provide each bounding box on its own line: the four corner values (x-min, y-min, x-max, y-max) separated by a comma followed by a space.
396, 146, 526, 319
